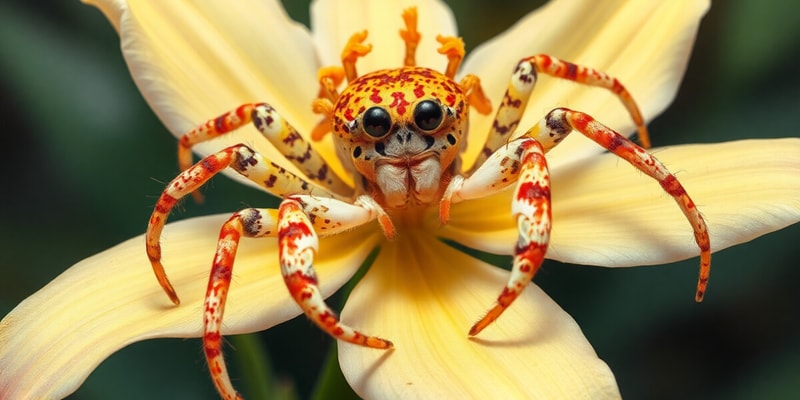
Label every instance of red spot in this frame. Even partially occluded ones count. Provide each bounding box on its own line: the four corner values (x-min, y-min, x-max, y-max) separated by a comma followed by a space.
516, 181, 550, 201
279, 221, 312, 239
284, 271, 318, 299
564, 61, 578, 80
445, 94, 456, 106
236, 104, 250, 120
612, 78, 624, 94
497, 287, 516, 306
210, 262, 233, 282
318, 310, 338, 327
155, 195, 177, 213
200, 157, 221, 173
299, 287, 313, 301
369, 89, 382, 104
414, 84, 425, 98
390, 92, 410, 115
569, 112, 593, 131
204, 346, 220, 359
660, 174, 687, 196
514, 243, 546, 275
600, 132, 626, 151
204, 333, 221, 358
538, 55, 552, 68
214, 115, 228, 132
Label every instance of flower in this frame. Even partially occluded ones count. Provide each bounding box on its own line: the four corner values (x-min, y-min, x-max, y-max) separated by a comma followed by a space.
1, 0, 799, 399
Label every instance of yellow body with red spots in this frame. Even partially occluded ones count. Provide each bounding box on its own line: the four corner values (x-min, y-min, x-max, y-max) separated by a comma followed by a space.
331, 67, 469, 208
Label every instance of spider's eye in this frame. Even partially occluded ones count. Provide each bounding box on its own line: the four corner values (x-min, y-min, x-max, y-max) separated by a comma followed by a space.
413, 100, 443, 131
362, 107, 392, 138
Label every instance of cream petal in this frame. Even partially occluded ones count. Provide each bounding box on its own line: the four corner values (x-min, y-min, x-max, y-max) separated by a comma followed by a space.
459, 0, 710, 171
311, 0, 457, 74
0, 214, 378, 399
339, 233, 619, 399
83, 0, 337, 183
438, 138, 800, 267
84, 0, 125, 32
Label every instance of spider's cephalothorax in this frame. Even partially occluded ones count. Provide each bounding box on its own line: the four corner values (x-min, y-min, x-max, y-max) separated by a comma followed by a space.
332, 67, 467, 208
144, 7, 711, 400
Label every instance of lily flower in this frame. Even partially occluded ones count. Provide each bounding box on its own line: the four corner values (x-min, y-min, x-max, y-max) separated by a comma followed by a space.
2, 0, 799, 399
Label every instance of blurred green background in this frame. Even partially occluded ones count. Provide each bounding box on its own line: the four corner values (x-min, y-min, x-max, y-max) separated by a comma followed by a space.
1, 1, 798, 399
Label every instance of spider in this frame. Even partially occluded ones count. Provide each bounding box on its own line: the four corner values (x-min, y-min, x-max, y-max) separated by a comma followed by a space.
145, 7, 710, 400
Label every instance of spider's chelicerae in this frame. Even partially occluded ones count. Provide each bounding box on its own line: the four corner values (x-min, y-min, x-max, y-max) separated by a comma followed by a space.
145, 7, 710, 400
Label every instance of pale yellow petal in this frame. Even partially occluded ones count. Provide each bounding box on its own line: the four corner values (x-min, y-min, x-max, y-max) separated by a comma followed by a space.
84, 0, 124, 32
438, 138, 800, 267
459, 0, 710, 170
0, 215, 379, 399
339, 234, 619, 399
310, 0, 457, 73
83, 0, 338, 183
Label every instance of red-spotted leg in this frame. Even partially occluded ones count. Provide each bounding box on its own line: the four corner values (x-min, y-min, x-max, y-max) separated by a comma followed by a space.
540, 108, 711, 301
471, 54, 650, 172
442, 107, 710, 336
146, 143, 339, 304
203, 194, 393, 400
204, 208, 275, 400
278, 197, 394, 349
441, 136, 551, 335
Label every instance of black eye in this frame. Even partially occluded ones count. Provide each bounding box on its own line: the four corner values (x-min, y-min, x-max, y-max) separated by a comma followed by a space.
362, 107, 392, 138
413, 100, 443, 131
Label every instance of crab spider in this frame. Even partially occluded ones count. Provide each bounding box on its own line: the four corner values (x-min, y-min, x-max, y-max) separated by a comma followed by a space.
145, 7, 710, 400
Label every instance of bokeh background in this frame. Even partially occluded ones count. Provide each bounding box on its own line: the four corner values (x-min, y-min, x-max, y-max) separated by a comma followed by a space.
1, 1, 798, 399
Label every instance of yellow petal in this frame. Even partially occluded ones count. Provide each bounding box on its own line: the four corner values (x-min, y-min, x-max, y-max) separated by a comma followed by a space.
310, 0, 457, 73
339, 233, 619, 399
82, 0, 339, 183
439, 138, 800, 267
459, 0, 710, 170
0, 214, 379, 399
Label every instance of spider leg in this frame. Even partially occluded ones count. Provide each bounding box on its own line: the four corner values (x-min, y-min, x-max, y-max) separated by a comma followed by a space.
470, 139, 550, 336
178, 103, 351, 199
530, 108, 710, 301
440, 138, 551, 336
147, 144, 337, 304
472, 54, 649, 171
204, 193, 392, 400
204, 208, 275, 400
278, 197, 394, 349
250, 104, 351, 195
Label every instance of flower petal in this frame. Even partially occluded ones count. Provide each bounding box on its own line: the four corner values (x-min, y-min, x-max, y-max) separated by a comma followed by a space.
339, 233, 619, 399
459, 0, 710, 170
0, 214, 378, 399
83, 0, 333, 182
310, 0, 457, 73
438, 138, 800, 267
